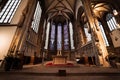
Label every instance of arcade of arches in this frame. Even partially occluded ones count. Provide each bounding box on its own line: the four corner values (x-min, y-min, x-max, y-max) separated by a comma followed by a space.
0, 0, 120, 68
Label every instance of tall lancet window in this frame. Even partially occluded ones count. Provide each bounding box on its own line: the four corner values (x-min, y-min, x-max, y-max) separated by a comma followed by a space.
48, 22, 75, 51
57, 23, 62, 50
0, 0, 21, 23
84, 23, 91, 42
106, 13, 118, 31
31, 1, 42, 33
44, 22, 50, 49
99, 22, 109, 46
64, 23, 69, 50
69, 22, 75, 49
49, 23, 56, 50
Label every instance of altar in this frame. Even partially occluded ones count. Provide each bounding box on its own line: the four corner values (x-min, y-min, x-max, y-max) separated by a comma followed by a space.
52, 55, 67, 64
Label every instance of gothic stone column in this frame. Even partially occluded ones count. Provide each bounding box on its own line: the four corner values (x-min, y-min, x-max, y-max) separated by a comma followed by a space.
81, 0, 110, 67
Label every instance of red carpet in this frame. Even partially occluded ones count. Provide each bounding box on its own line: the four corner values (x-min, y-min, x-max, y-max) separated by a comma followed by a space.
45, 62, 74, 66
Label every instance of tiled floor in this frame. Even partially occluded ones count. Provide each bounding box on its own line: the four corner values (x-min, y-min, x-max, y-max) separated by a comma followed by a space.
0, 63, 120, 80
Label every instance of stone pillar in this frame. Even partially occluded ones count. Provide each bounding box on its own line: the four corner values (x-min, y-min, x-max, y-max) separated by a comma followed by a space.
81, 0, 110, 67
17, 0, 37, 52
114, 14, 120, 28
40, 18, 49, 58
37, 11, 47, 57
94, 18, 110, 67
84, 56, 89, 66
79, 25, 87, 45
112, 3, 120, 28
72, 19, 79, 52
67, 21, 72, 60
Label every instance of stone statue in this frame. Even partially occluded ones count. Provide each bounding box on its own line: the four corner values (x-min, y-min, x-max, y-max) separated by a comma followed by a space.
57, 50, 62, 56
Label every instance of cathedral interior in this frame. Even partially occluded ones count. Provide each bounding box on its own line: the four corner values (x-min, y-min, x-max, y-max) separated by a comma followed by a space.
0, 0, 120, 70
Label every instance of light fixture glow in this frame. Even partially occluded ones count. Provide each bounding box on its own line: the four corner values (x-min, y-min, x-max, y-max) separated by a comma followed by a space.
0, 34, 10, 59
113, 10, 118, 16
0, 34, 9, 49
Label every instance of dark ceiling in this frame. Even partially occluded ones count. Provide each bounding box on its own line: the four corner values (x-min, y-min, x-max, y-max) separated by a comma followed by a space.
39, 0, 120, 23
40, 0, 77, 23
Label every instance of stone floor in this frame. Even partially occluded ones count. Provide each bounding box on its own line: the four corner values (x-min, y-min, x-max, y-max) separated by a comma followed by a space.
0, 62, 120, 80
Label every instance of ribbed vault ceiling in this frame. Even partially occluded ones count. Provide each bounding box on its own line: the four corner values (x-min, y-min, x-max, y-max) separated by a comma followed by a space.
44, 0, 76, 23
40, 0, 120, 23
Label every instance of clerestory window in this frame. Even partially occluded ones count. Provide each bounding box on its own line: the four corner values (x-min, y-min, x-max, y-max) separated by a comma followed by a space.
31, 1, 42, 33
0, 0, 21, 23
106, 13, 118, 31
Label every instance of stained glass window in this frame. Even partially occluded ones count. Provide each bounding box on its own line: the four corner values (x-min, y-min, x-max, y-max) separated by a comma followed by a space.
31, 2, 42, 33
47, 22, 75, 51
0, 0, 21, 23
84, 23, 91, 42
106, 13, 118, 31
44, 22, 50, 49
69, 22, 75, 49
49, 23, 55, 50
57, 23, 62, 50
99, 22, 109, 46
64, 23, 69, 50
